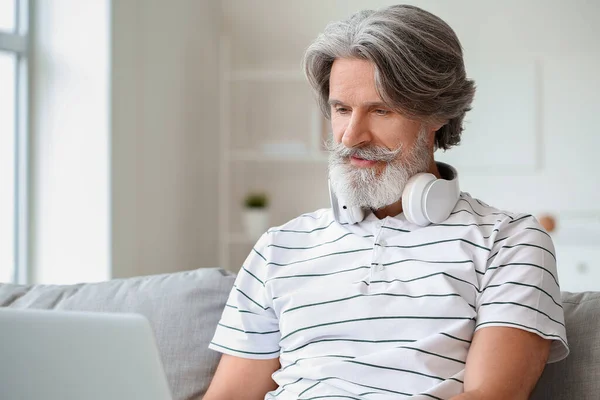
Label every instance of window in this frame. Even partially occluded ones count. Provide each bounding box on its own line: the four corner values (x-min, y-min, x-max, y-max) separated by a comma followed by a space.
0, 0, 28, 283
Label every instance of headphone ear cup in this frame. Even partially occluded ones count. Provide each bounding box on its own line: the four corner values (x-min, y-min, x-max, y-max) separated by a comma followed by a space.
402, 173, 436, 226
422, 177, 461, 224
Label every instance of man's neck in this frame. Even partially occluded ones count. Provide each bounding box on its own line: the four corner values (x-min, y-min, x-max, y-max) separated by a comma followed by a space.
372, 161, 442, 219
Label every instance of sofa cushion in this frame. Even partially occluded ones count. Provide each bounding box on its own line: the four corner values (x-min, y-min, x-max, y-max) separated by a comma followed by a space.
0, 268, 236, 400
531, 291, 600, 399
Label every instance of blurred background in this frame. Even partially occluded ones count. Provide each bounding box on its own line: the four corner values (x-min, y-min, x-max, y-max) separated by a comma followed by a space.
0, 0, 598, 292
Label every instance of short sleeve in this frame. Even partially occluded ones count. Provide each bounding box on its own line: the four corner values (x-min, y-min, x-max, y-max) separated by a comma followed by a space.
476, 215, 569, 363
209, 233, 281, 359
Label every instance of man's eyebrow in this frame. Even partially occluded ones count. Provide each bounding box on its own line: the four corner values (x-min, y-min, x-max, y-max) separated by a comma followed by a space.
327, 99, 389, 108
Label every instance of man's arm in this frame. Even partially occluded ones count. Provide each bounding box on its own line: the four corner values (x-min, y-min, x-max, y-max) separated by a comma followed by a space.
450, 326, 550, 400
203, 354, 280, 400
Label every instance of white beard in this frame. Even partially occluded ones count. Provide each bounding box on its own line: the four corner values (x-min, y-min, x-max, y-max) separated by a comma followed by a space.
326, 129, 432, 210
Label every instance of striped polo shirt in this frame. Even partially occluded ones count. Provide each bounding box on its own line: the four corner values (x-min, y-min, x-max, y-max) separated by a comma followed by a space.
210, 192, 569, 399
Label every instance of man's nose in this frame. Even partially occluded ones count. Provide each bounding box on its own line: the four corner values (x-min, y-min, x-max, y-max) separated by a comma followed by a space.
342, 112, 372, 148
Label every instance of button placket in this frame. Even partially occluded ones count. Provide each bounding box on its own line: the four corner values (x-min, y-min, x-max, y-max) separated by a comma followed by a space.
375, 238, 386, 272
371, 221, 386, 274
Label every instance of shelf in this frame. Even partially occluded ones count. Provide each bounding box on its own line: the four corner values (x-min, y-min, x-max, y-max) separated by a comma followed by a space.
228, 70, 306, 82
228, 150, 328, 162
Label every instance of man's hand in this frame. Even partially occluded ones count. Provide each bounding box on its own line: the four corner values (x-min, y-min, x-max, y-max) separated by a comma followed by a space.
203, 354, 280, 400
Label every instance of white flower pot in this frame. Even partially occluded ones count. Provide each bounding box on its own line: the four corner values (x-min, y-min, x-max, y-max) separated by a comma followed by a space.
243, 209, 269, 239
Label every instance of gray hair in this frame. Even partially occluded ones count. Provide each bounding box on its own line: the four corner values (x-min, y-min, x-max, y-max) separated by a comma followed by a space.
302, 4, 476, 150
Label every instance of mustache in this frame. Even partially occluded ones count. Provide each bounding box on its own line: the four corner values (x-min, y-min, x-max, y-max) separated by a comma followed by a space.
324, 138, 402, 163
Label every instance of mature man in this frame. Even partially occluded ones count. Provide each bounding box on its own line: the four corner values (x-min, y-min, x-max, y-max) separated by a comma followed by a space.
205, 5, 568, 399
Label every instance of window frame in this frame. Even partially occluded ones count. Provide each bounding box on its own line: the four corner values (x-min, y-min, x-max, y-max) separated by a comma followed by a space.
0, 0, 30, 284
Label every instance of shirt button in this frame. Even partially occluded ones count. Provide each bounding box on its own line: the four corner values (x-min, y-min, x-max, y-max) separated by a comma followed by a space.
375, 222, 383, 229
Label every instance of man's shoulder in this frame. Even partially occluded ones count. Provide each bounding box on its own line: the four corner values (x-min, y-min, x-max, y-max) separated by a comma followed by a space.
452, 192, 528, 225
265, 208, 336, 238
250, 209, 338, 260
454, 193, 551, 245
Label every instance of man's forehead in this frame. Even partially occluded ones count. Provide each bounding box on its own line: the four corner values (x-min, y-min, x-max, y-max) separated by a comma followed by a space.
329, 58, 382, 105
330, 59, 375, 84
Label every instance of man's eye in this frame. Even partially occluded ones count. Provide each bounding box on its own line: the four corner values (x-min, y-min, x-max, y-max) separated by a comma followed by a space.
334, 107, 350, 114
374, 109, 389, 116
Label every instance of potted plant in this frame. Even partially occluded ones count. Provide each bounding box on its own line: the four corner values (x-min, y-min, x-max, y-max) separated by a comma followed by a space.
242, 192, 269, 239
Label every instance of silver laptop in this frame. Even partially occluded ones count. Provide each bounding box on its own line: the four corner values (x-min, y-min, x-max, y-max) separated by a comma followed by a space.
0, 308, 173, 400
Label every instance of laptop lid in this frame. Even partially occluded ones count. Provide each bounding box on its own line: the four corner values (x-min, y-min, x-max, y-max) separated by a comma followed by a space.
0, 308, 173, 400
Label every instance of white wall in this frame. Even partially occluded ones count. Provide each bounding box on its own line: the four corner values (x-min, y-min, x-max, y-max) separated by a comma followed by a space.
30, 0, 110, 284
111, 0, 221, 278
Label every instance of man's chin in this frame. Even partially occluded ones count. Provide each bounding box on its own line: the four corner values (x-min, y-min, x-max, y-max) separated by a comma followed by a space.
330, 164, 404, 207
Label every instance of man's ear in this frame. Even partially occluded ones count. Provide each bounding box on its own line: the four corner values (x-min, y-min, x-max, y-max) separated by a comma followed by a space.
424, 120, 444, 137
425, 121, 446, 150
429, 121, 447, 133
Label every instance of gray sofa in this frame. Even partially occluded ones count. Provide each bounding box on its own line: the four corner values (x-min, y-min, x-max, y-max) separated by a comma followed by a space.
0, 268, 598, 399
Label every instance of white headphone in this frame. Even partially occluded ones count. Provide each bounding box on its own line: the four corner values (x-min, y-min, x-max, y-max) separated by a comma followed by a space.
329, 162, 460, 226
